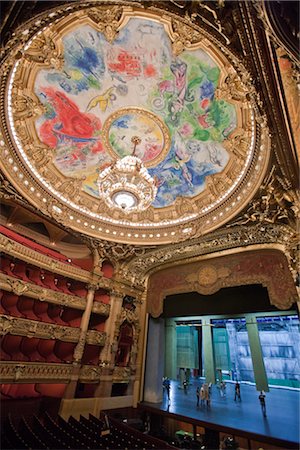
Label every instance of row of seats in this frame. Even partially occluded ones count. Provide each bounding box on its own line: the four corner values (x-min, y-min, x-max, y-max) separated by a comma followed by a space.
0, 334, 101, 364
1, 413, 176, 449
0, 291, 83, 326
0, 256, 88, 297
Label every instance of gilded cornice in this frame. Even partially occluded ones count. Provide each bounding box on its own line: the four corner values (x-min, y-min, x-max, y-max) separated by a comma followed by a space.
0, 233, 91, 282
126, 222, 296, 281
0, 272, 110, 316
0, 361, 73, 382
0, 314, 107, 346
79, 364, 102, 382
0, 232, 143, 298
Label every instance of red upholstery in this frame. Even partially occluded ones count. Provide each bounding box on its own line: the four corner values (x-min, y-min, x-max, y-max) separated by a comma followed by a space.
0, 257, 15, 277
101, 261, 114, 278
0, 337, 12, 361
55, 277, 73, 295
81, 344, 100, 365
33, 300, 53, 324
94, 289, 110, 304
42, 271, 60, 291
47, 304, 66, 325
68, 281, 87, 298
61, 308, 82, 327
17, 296, 38, 320
38, 339, 61, 363
21, 337, 44, 362
54, 341, 76, 363
0, 225, 68, 262
12, 261, 31, 282
1, 292, 22, 317
1, 335, 28, 361
36, 383, 66, 398
1, 383, 40, 398
27, 267, 46, 287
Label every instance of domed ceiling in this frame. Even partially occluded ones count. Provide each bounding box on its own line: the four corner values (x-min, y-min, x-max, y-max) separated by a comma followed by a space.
0, 4, 270, 245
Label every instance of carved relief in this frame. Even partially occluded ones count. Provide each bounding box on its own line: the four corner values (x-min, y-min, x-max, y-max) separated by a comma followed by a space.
86, 6, 123, 43
0, 314, 81, 342
0, 362, 73, 382
112, 366, 131, 381
22, 32, 63, 69
86, 330, 107, 346
79, 365, 102, 381
171, 19, 202, 55
11, 93, 45, 121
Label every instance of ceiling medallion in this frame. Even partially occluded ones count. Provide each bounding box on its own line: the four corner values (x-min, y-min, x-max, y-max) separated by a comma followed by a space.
97, 136, 158, 213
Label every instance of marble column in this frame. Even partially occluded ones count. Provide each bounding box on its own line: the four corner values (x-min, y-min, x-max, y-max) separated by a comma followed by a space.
144, 316, 165, 403
245, 314, 269, 392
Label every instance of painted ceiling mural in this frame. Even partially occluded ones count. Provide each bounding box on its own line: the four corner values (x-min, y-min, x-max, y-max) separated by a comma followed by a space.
35, 18, 235, 208
1, 5, 270, 244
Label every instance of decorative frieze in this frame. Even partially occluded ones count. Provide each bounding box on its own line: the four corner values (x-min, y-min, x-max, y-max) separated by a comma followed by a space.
0, 314, 81, 342
79, 365, 102, 382
112, 366, 131, 382
86, 330, 107, 346
0, 234, 90, 282
0, 361, 73, 382
0, 273, 111, 316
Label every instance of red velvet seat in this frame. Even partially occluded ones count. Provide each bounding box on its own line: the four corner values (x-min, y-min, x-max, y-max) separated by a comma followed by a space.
42, 271, 60, 291
12, 261, 31, 282
38, 339, 62, 363
68, 281, 88, 298
1, 335, 28, 361
17, 296, 38, 320
1, 292, 22, 317
55, 277, 73, 295
81, 344, 100, 365
21, 337, 44, 362
0, 337, 12, 361
27, 267, 46, 287
94, 289, 110, 304
0, 257, 15, 277
61, 308, 82, 327
54, 341, 76, 363
47, 304, 66, 326
33, 300, 53, 324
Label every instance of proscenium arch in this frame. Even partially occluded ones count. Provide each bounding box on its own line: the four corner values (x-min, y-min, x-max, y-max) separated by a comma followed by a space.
146, 247, 298, 318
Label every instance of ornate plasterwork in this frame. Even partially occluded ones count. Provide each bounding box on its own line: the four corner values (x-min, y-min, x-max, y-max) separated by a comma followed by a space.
124, 222, 296, 282
0, 314, 107, 346
0, 361, 73, 382
0, 273, 110, 316
146, 248, 298, 317
0, 2, 270, 245
79, 364, 102, 382
112, 366, 132, 382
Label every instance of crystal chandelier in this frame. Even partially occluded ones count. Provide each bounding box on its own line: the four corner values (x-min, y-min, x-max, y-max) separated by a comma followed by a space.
97, 137, 158, 213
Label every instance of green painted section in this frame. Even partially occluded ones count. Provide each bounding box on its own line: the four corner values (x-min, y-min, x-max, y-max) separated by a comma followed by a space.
245, 314, 269, 392
165, 318, 177, 379
202, 318, 216, 384
176, 326, 198, 369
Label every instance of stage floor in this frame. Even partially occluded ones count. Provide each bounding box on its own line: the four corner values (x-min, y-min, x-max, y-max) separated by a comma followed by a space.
140, 379, 300, 447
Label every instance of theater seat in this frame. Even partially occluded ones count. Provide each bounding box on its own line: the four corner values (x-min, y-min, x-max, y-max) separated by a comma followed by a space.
17, 296, 38, 320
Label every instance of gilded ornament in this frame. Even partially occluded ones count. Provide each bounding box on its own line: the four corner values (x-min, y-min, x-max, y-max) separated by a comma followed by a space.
198, 265, 218, 285
87, 6, 123, 43
22, 32, 63, 69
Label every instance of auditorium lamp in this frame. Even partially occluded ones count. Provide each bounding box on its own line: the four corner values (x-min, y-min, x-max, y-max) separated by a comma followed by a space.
97, 136, 158, 214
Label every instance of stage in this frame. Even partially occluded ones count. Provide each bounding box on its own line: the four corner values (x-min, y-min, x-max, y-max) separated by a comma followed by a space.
140, 379, 299, 448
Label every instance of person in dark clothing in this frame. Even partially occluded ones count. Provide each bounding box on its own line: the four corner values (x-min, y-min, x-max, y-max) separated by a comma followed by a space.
196, 387, 200, 406
234, 381, 241, 401
259, 391, 267, 417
